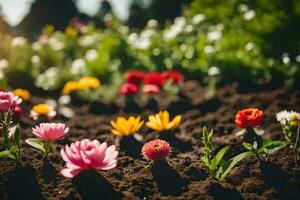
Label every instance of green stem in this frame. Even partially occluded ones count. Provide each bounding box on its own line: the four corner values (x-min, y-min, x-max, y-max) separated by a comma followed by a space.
293, 122, 300, 167
44, 141, 52, 158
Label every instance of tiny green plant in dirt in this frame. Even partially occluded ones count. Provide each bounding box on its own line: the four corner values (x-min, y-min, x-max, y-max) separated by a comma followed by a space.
242, 140, 286, 165
0, 111, 22, 163
201, 127, 252, 181
276, 110, 300, 166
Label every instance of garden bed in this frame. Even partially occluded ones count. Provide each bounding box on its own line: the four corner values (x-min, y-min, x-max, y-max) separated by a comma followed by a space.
1, 81, 300, 200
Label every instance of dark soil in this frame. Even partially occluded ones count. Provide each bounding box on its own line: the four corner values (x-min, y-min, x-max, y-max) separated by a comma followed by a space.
1, 81, 300, 200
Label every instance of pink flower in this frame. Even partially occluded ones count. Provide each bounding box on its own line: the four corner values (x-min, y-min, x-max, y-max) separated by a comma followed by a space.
142, 139, 172, 161
60, 139, 118, 178
0, 91, 22, 112
161, 70, 183, 84
142, 84, 160, 94
13, 105, 23, 118
32, 123, 69, 141
120, 83, 139, 96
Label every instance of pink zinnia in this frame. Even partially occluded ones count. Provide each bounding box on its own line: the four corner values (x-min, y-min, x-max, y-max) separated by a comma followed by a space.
0, 91, 22, 112
142, 139, 172, 161
142, 84, 160, 94
161, 70, 184, 84
120, 83, 139, 96
125, 70, 146, 84
32, 123, 69, 141
143, 71, 164, 87
60, 139, 118, 178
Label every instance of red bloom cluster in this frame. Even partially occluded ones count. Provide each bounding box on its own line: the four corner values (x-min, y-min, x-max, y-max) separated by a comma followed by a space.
142, 139, 172, 161
235, 108, 263, 128
120, 70, 183, 96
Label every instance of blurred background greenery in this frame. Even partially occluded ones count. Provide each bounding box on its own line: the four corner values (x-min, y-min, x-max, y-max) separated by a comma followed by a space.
0, 0, 299, 92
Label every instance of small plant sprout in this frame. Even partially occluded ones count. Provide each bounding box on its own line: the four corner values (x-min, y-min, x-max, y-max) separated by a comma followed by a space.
276, 110, 300, 166
26, 123, 69, 157
242, 140, 286, 165
235, 108, 264, 144
142, 139, 172, 164
0, 111, 22, 163
146, 111, 182, 132
111, 116, 144, 137
201, 127, 252, 181
30, 103, 56, 120
60, 139, 118, 178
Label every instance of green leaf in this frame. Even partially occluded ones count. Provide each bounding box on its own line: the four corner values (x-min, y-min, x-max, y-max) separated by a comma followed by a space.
253, 128, 265, 136
235, 128, 246, 137
25, 138, 46, 153
260, 140, 286, 155
211, 146, 230, 171
13, 124, 21, 148
9, 145, 20, 160
216, 151, 254, 181
0, 150, 15, 159
242, 142, 254, 151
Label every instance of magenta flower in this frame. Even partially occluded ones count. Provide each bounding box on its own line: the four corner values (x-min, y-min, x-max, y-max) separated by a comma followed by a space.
60, 139, 118, 178
0, 91, 22, 112
32, 123, 69, 141
143, 84, 160, 94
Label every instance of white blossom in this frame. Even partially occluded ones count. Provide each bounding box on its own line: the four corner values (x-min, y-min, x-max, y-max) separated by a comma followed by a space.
11, 37, 26, 47
71, 59, 86, 75
245, 42, 254, 51
238, 4, 249, 12
208, 66, 220, 76
31, 55, 40, 64
281, 53, 290, 65
295, 55, 300, 63
79, 35, 96, 47
207, 30, 222, 41
244, 10, 256, 21
49, 37, 65, 51
85, 49, 98, 61
147, 19, 158, 28
0, 59, 9, 79
192, 14, 206, 24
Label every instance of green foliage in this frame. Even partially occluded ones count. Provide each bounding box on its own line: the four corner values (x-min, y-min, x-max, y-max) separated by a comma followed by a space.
0, 112, 22, 161
201, 127, 249, 180
25, 138, 46, 154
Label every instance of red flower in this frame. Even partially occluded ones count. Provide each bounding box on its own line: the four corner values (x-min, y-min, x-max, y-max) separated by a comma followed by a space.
235, 108, 263, 128
120, 83, 139, 96
13, 105, 23, 118
142, 139, 171, 161
161, 70, 183, 84
142, 84, 160, 94
143, 71, 164, 87
125, 70, 146, 84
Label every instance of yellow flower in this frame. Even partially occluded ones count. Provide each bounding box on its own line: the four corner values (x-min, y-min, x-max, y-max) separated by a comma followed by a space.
30, 104, 56, 120
14, 88, 30, 101
62, 81, 82, 95
65, 26, 77, 37
78, 76, 101, 90
290, 113, 300, 126
111, 116, 144, 136
146, 111, 182, 132
43, 24, 55, 35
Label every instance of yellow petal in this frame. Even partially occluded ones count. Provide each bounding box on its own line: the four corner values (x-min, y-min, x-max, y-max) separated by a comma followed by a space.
155, 113, 163, 130
146, 122, 162, 131
112, 129, 122, 136
167, 115, 182, 130
148, 115, 156, 123
162, 111, 170, 129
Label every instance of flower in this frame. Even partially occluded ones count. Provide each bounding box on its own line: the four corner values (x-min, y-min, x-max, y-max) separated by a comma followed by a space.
60, 139, 118, 178
142, 139, 171, 161
30, 104, 56, 120
62, 81, 82, 95
71, 59, 86, 75
13, 105, 23, 118
13, 88, 31, 101
32, 123, 69, 141
111, 116, 144, 136
235, 108, 263, 128
120, 83, 139, 96
125, 70, 146, 84
276, 110, 291, 125
65, 26, 78, 37
11, 37, 26, 47
192, 14, 206, 24
0, 91, 22, 112
161, 70, 183, 84
142, 84, 160, 94
143, 71, 164, 87
146, 111, 182, 132
208, 66, 220, 76
85, 49, 98, 61
78, 76, 101, 90
289, 111, 300, 126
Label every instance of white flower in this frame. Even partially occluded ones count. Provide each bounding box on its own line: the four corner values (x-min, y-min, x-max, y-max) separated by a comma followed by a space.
276, 110, 290, 124
185, 25, 194, 33
31, 55, 40, 64
244, 10, 256, 21
147, 19, 158, 28
79, 35, 96, 47
207, 30, 222, 41
245, 42, 254, 51
208, 66, 220, 76
49, 37, 65, 51
204, 45, 215, 54
295, 55, 300, 63
71, 59, 86, 75
192, 14, 206, 24
32, 42, 42, 51
0, 59, 9, 79
11, 37, 26, 47
127, 33, 138, 44
85, 49, 98, 61
238, 4, 249, 12
36, 67, 59, 90
163, 17, 186, 41
281, 53, 290, 65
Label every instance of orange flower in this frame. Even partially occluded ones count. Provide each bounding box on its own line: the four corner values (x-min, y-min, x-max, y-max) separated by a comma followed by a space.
13, 88, 30, 101
235, 108, 263, 128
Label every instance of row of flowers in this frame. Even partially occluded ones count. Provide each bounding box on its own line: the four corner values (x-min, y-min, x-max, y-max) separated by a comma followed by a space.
1, 90, 299, 181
